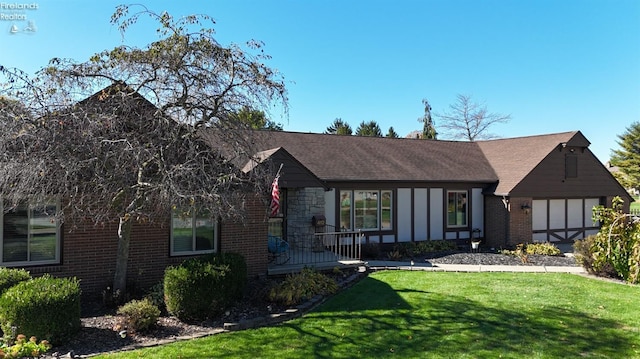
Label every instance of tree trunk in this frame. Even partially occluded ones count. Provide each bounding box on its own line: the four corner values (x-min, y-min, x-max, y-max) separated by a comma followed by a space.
113, 216, 132, 295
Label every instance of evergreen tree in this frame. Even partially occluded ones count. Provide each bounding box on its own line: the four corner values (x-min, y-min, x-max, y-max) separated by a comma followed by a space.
325, 118, 352, 135
227, 106, 283, 131
355, 120, 383, 137
419, 98, 437, 139
386, 126, 399, 138
611, 122, 640, 193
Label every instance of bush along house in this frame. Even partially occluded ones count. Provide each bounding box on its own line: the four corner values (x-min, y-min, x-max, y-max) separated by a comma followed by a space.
1, 126, 631, 293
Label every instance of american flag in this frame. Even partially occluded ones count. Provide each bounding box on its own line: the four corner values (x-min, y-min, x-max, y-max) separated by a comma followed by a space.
270, 175, 280, 216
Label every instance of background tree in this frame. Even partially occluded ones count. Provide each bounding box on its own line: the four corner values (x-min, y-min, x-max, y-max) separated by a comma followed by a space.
227, 106, 283, 131
355, 120, 383, 137
0, 5, 287, 295
436, 94, 510, 141
325, 118, 352, 135
610, 122, 640, 193
418, 98, 437, 139
386, 126, 399, 138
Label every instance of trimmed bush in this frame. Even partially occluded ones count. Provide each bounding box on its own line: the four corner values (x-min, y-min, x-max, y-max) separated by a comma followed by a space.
0, 268, 31, 295
0, 275, 81, 345
268, 267, 338, 306
117, 298, 161, 333
391, 240, 458, 259
524, 242, 563, 256
164, 252, 247, 321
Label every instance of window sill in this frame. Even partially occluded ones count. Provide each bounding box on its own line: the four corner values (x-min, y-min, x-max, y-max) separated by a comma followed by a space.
6, 264, 63, 274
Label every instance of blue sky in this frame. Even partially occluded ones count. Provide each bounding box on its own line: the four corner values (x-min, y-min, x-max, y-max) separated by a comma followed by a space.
1, 0, 639, 163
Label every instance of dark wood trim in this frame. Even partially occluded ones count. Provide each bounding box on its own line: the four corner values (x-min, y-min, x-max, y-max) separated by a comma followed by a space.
410, 188, 415, 242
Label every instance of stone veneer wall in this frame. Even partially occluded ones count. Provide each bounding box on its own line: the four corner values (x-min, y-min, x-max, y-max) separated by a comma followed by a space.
286, 187, 326, 249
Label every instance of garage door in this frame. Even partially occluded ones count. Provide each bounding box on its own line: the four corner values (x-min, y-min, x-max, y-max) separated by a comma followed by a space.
532, 198, 601, 242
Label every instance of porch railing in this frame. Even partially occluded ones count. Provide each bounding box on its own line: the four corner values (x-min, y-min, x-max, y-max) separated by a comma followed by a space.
274, 229, 363, 266
313, 229, 363, 262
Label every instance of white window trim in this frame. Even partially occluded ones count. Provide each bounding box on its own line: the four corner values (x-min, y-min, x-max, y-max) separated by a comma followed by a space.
170, 210, 218, 256
0, 199, 61, 266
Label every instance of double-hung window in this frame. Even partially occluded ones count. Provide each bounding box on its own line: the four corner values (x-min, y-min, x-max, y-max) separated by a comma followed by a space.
447, 190, 468, 227
171, 210, 217, 255
1, 202, 60, 266
339, 190, 393, 231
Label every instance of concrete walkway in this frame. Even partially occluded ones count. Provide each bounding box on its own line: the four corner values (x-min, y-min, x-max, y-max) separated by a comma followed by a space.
366, 260, 586, 274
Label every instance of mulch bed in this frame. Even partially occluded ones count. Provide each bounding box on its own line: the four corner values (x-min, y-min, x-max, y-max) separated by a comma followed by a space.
45, 251, 579, 358
45, 269, 363, 358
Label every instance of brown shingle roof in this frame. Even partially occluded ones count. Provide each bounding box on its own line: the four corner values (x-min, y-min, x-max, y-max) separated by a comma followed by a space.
477, 131, 586, 195
252, 131, 498, 183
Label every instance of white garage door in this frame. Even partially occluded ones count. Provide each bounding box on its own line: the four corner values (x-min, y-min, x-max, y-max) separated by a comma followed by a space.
532, 198, 600, 242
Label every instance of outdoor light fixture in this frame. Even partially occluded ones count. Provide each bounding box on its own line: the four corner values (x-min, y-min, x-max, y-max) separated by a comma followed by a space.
521, 202, 531, 214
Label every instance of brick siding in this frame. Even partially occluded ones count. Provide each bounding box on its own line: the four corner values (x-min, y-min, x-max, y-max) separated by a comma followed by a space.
507, 197, 533, 247
483, 196, 508, 248
25, 194, 269, 296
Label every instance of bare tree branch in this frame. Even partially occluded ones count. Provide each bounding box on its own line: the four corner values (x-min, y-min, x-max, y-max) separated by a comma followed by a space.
436, 94, 510, 141
0, 5, 288, 294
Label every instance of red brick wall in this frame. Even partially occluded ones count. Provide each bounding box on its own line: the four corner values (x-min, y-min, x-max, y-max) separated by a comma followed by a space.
29, 220, 176, 295
484, 196, 534, 249
508, 197, 533, 247
484, 196, 508, 249
26, 195, 269, 295
219, 194, 269, 278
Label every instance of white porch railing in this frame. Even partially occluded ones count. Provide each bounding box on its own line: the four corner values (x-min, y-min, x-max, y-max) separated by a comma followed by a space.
269, 229, 363, 268
313, 230, 363, 262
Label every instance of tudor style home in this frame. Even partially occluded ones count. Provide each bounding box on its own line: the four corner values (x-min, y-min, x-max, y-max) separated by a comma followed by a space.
1, 123, 631, 293
247, 130, 631, 270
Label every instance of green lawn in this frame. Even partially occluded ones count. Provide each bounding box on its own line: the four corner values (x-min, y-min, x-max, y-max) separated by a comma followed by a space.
95, 272, 640, 358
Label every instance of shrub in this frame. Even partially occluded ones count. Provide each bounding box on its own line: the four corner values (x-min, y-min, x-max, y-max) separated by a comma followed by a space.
0, 334, 51, 359
387, 249, 403, 261
116, 298, 161, 333
145, 281, 165, 312
394, 242, 419, 258
574, 236, 600, 275
0, 275, 81, 345
525, 242, 563, 256
164, 252, 247, 321
499, 244, 529, 263
575, 197, 640, 283
0, 268, 30, 295
594, 198, 640, 283
101, 285, 130, 308
361, 242, 380, 259
415, 240, 457, 253
501, 242, 562, 257
268, 268, 338, 306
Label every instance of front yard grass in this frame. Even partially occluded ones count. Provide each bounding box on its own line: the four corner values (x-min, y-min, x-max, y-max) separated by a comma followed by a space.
95, 272, 640, 358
